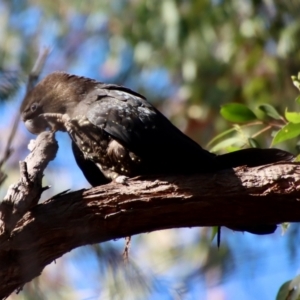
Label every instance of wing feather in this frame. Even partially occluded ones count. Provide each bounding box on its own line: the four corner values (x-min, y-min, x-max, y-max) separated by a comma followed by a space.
85, 86, 217, 173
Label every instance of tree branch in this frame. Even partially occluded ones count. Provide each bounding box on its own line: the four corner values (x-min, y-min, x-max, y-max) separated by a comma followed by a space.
1, 133, 300, 298
0, 132, 57, 235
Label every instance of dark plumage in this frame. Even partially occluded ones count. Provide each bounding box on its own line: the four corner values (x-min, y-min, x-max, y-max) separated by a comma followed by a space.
20, 72, 294, 235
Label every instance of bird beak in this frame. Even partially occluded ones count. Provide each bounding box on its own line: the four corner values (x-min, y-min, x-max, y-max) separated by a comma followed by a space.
24, 117, 48, 134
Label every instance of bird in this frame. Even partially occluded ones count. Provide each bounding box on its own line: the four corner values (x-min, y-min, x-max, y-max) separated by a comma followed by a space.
20, 71, 294, 235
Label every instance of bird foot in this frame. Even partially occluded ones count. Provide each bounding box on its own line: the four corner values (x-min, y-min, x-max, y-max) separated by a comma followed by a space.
42, 113, 90, 143
115, 175, 129, 185
41, 113, 71, 132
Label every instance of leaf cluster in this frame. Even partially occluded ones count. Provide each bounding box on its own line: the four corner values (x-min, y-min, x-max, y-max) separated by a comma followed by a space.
209, 73, 300, 157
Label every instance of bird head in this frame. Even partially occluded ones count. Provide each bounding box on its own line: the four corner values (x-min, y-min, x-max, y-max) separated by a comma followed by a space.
20, 72, 96, 134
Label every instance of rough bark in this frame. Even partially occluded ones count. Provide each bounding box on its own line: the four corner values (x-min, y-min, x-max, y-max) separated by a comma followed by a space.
0, 132, 58, 234
1, 132, 300, 298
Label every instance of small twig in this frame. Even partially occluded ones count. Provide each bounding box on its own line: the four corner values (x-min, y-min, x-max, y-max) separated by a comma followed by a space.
0, 173, 7, 186
26, 47, 51, 93
123, 236, 131, 263
241, 121, 264, 127
267, 122, 285, 129
0, 111, 20, 169
19, 161, 30, 187
251, 125, 272, 139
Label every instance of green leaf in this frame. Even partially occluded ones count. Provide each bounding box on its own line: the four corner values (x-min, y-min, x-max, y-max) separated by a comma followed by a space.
276, 275, 300, 300
291, 73, 300, 92
226, 145, 243, 152
285, 109, 300, 123
289, 275, 300, 300
207, 127, 236, 147
220, 103, 257, 123
276, 280, 292, 300
278, 275, 300, 300
258, 103, 282, 120
295, 95, 300, 105
248, 138, 260, 148
272, 122, 300, 145
210, 136, 244, 153
281, 223, 290, 235
210, 226, 218, 242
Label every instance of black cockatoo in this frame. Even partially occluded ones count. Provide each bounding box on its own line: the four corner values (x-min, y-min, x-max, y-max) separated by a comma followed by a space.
20, 72, 294, 235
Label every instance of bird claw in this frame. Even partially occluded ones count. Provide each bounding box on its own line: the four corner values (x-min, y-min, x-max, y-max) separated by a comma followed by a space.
42, 112, 66, 122
41, 113, 71, 132
115, 175, 129, 185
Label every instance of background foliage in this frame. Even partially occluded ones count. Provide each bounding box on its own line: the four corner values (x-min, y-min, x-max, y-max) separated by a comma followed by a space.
1, 0, 300, 299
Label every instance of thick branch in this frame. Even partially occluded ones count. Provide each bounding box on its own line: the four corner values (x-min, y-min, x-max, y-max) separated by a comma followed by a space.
1, 162, 300, 298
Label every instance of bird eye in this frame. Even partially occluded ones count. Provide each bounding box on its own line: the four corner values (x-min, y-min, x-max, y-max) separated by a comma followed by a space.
30, 103, 38, 112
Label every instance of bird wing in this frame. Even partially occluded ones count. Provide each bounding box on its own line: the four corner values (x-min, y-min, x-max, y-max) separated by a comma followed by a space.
85, 85, 217, 173
86, 86, 157, 155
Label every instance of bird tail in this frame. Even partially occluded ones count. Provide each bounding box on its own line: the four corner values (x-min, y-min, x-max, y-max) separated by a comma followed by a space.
215, 148, 294, 170
215, 148, 294, 236
226, 224, 277, 234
